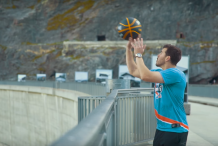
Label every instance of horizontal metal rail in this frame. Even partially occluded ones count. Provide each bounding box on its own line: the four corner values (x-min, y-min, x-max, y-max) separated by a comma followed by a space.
118, 88, 153, 94
118, 88, 154, 92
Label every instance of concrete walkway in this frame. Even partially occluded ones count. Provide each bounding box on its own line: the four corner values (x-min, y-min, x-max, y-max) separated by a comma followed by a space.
186, 96, 218, 146
186, 102, 218, 146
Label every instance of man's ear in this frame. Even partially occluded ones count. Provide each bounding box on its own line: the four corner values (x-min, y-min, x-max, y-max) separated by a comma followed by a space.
165, 56, 170, 62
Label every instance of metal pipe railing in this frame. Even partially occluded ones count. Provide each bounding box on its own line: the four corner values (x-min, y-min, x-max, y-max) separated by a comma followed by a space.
50, 88, 156, 146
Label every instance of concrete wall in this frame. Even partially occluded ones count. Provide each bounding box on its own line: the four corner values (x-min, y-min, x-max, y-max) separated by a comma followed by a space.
0, 85, 90, 146
189, 84, 218, 98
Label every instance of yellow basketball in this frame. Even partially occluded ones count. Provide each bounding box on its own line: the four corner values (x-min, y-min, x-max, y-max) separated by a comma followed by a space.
117, 17, 142, 40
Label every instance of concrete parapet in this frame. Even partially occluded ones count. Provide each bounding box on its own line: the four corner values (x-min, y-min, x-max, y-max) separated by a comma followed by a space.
63, 40, 177, 48
0, 85, 89, 146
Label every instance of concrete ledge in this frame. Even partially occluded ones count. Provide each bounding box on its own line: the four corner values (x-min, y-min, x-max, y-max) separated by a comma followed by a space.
188, 96, 218, 107
0, 85, 53, 95
188, 99, 218, 107
63, 40, 177, 48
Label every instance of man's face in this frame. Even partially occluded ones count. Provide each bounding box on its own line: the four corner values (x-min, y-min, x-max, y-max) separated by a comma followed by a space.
156, 48, 167, 67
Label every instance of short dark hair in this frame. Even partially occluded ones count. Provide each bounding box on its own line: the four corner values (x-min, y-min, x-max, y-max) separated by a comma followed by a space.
163, 44, 181, 65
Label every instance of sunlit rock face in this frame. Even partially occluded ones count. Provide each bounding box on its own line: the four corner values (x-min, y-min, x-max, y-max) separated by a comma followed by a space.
0, 0, 217, 83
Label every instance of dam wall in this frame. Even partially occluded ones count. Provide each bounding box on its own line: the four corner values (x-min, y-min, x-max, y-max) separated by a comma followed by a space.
0, 85, 89, 146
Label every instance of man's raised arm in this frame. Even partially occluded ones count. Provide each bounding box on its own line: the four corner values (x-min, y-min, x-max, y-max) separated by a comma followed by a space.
126, 37, 141, 78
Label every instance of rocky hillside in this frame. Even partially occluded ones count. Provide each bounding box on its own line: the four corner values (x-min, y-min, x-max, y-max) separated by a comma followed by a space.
0, 0, 218, 45
0, 0, 218, 83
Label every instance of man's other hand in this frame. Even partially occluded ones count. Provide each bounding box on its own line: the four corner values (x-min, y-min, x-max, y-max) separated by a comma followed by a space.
126, 34, 141, 50
131, 37, 146, 54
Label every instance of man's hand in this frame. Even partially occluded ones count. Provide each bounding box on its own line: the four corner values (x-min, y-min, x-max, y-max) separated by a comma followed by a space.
127, 37, 133, 50
126, 34, 141, 50
131, 38, 146, 54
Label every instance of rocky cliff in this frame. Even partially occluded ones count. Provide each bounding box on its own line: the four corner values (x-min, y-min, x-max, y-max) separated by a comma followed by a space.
0, 0, 218, 83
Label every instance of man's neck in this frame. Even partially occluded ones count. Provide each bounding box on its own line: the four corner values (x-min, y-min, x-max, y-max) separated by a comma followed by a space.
161, 63, 176, 70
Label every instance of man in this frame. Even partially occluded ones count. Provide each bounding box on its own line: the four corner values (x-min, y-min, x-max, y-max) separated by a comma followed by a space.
126, 37, 189, 146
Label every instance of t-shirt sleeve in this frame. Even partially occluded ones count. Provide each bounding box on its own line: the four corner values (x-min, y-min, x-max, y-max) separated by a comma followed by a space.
160, 68, 181, 84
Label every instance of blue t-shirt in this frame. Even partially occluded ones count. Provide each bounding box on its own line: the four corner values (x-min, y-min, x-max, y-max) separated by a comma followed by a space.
151, 68, 189, 133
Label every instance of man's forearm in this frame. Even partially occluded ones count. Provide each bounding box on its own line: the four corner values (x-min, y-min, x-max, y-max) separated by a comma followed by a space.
135, 57, 152, 81
135, 57, 164, 83
126, 49, 138, 74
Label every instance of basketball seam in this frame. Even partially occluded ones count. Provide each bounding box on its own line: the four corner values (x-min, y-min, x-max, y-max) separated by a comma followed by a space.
126, 17, 133, 38
119, 23, 128, 27
131, 30, 140, 35
130, 18, 137, 26
123, 31, 130, 39
118, 25, 142, 33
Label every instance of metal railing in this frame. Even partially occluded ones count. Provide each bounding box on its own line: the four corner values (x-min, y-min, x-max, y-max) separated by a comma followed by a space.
51, 89, 117, 146
116, 94, 156, 145
78, 95, 106, 122
0, 81, 106, 96
51, 88, 156, 146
